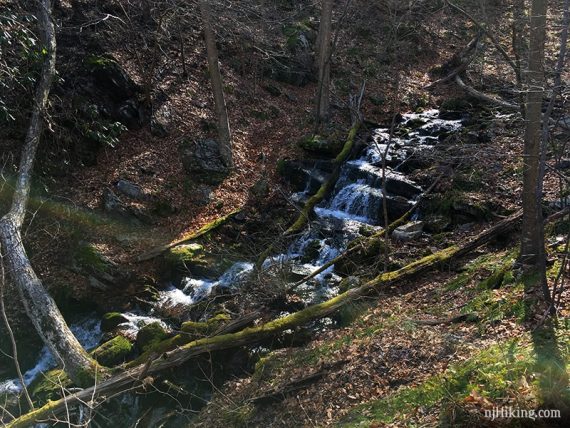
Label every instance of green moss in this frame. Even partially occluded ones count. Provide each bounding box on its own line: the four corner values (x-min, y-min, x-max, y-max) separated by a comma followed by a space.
101, 312, 128, 332
338, 329, 570, 427
298, 134, 343, 156
181, 313, 231, 338
136, 322, 169, 353
84, 55, 115, 69
30, 369, 71, 405
74, 242, 109, 273
164, 243, 205, 267
91, 336, 133, 367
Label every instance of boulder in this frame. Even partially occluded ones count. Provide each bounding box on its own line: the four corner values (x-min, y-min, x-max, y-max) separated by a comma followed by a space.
392, 221, 424, 241
91, 336, 133, 367
101, 312, 129, 332
136, 322, 169, 353
299, 135, 343, 157
116, 179, 145, 200
180, 139, 229, 185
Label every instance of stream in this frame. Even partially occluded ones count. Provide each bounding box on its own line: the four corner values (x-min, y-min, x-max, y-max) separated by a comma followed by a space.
0, 109, 465, 413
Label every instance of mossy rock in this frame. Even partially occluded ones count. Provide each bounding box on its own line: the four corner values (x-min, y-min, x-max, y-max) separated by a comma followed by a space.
30, 369, 72, 405
91, 336, 133, 367
136, 322, 169, 352
163, 243, 230, 277
298, 134, 343, 157
300, 240, 322, 263
101, 312, 129, 332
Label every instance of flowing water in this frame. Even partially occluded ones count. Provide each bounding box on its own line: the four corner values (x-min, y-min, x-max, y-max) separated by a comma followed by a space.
0, 109, 464, 406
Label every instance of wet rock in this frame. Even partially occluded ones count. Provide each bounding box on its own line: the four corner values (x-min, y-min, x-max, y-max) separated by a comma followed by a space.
277, 159, 332, 193
136, 322, 169, 353
392, 221, 424, 241
101, 312, 129, 332
92, 336, 133, 367
116, 179, 145, 200
180, 139, 229, 185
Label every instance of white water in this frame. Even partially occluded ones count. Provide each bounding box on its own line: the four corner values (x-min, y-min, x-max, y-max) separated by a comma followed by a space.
0, 316, 102, 395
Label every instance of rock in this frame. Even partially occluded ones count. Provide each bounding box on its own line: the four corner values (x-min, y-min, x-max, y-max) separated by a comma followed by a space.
151, 103, 172, 137
116, 99, 142, 129
250, 177, 269, 199
30, 369, 72, 404
116, 179, 145, 200
85, 55, 139, 102
136, 322, 169, 353
103, 187, 129, 216
300, 239, 322, 263
180, 139, 229, 184
92, 336, 133, 367
277, 159, 332, 193
423, 214, 451, 233
299, 135, 343, 157
392, 221, 424, 241
101, 312, 129, 332
452, 201, 489, 222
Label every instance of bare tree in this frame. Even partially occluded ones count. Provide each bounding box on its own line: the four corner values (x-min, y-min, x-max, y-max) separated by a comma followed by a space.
199, 0, 233, 168
0, 0, 97, 386
520, 0, 549, 300
316, 0, 333, 127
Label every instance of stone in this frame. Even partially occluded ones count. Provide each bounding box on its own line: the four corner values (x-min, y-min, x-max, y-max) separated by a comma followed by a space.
180, 139, 229, 184
299, 135, 343, 157
136, 322, 169, 353
250, 178, 269, 198
423, 214, 451, 233
101, 312, 129, 332
392, 221, 424, 241
92, 336, 133, 367
116, 179, 145, 200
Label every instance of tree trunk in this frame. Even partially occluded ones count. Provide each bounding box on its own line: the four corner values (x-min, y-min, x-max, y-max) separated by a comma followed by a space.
520, 0, 548, 281
199, 0, 233, 168
0, 0, 97, 387
316, 0, 333, 126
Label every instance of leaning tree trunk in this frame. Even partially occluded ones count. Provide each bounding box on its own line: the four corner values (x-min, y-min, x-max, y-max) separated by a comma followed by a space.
199, 0, 233, 168
520, 0, 548, 285
0, 0, 97, 387
316, 0, 333, 126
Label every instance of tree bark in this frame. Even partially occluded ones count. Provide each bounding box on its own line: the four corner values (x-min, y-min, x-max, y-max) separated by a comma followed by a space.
520, 0, 548, 279
199, 0, 233, 168
0, 0, 98, 387
316, 0, 333, 126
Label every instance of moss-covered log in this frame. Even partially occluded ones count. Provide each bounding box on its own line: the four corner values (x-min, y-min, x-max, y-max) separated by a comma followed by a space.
137, 209, 241, 262
6, 210, 532, 427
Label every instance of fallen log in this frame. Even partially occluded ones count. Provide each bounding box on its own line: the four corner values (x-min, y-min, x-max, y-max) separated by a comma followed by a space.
12, 208, 570, 427
136, 209, 241, 262
454, 75, 519, 111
